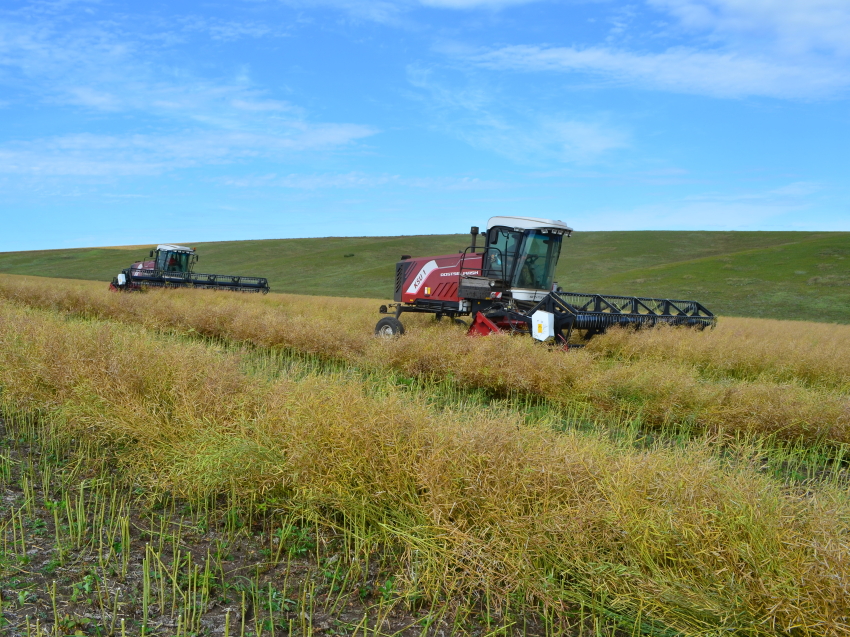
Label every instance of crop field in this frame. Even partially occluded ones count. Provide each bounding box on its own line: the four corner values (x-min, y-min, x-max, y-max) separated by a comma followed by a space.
1, 230, 848, 323
1, 273, 849, 636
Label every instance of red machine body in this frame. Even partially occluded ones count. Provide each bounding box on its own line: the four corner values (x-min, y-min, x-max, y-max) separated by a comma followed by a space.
395, 253, 495, 305
375, 218, 572, 337
375, 216, 715, 341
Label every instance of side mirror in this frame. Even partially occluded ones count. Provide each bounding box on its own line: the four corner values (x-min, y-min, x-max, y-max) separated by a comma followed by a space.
487, 228, 498, 245
149, 250, 154, 258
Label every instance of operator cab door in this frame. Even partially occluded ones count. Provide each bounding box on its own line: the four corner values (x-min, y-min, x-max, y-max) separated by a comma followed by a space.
483, 227, 522, 282
513, 230, 563, 291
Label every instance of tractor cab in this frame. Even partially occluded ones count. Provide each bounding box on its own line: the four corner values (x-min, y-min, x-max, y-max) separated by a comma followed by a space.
150, 245, 198, 273
474, 216, 572, 304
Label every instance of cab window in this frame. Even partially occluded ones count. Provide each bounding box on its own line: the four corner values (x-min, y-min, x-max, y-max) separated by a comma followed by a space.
513, 231, 562, 290
484, 228, 522, 281
156, 251, 190, 272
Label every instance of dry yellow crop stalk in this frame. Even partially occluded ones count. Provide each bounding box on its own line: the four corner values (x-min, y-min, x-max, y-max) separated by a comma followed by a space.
586, 318, 850, 391
0, 273, 848, 444
1, 299, 849, 635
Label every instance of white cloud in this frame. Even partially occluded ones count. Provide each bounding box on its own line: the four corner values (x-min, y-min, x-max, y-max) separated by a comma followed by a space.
231, 99, 296, 112
438, 0, 850, 100
278, 0, 546, 23
0, 14, 377, 176
278, 0, 407, 24
467, 45, 850, 99
178, 17, 284, 42
407, 66, 629, 163
588, 200, 801, 231
418, 0, 541, 8
767, 182, 823, 198
585, 182, 830, 231
66, 87, 122, 110
457, 116, 629, 164
0, 12, 297, 128
0, 127, 377, 177
649, 0, 850, 56
683, 181, 824, 203
222, 172, 391, 188
220, 171, 505, 190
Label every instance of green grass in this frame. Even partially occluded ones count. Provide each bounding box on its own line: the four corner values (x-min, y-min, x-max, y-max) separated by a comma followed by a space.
1, 230, 848, 322
589, 233, 850, 323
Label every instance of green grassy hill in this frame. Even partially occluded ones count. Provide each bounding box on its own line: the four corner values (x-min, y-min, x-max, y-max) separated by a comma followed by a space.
1, 231, 848, 322
587, 234, 850, 323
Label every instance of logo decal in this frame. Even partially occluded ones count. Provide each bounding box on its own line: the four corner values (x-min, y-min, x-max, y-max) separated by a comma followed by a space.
406, 260, 438, 294
440, 270, 481, 277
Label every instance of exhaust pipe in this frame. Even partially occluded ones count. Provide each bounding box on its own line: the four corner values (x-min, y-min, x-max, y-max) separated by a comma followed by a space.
470, 226, 479, 253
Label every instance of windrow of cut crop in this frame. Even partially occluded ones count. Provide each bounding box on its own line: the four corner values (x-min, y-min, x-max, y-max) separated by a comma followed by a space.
1, 274, 848, 445
1, 299, 849, 635
370, 326, 850, 443
585, 318, 850, 392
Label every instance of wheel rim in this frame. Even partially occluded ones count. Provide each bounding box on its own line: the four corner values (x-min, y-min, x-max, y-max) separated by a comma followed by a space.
378, 325, 395, 336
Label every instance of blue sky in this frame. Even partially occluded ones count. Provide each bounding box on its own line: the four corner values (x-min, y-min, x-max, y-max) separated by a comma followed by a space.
0, 0, 848, 250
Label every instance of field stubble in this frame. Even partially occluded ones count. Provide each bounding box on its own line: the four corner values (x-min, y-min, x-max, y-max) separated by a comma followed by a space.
0, 295, 849, 634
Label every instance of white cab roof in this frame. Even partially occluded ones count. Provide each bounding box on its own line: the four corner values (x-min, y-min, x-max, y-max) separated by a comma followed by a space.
156, 244, 195, 253
487, 216, 572, 232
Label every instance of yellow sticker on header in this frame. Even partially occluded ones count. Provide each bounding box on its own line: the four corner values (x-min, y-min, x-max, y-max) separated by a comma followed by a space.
537, 323, 543, 333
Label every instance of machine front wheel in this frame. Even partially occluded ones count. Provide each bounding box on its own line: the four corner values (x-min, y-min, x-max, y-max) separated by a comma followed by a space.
375, 317, 405, 337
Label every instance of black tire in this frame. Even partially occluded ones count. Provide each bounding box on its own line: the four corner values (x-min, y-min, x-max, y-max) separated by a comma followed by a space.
375, 317, 405, 337
453, 318, 469, 327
